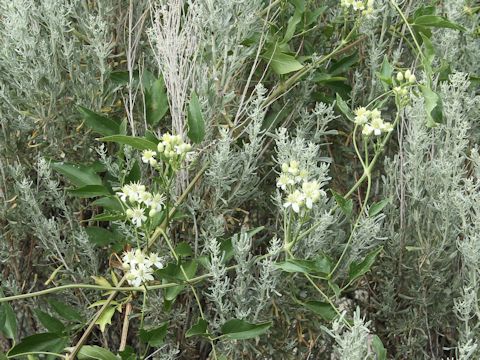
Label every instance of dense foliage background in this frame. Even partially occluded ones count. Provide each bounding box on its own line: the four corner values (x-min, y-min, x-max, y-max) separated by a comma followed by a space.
1, 0, 479, 359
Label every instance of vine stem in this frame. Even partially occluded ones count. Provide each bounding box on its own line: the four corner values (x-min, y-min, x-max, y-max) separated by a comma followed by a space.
158, 228, 218, 360
388, 0, 425, 61
285, 249, 351, 330
295, 110, 401, 251
147, 162, 209, 248
329, 173, 371, 278
0, 265, 234, 304
7, 352, 66, 359
69, 276, 127, 359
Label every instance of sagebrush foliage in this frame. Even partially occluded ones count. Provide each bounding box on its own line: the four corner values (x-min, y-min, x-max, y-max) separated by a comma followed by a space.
1, 0, 479, 359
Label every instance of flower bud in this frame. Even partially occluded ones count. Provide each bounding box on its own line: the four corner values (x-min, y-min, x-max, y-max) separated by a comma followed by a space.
396, 72, 404, 82
404, 69, 412, 79
408, 74, 416, 83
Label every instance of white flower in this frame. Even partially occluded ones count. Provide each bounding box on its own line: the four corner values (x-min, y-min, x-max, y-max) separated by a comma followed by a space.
297, 169, 309, 183
362, 124, 374, 136
284, 190, 305, 213
370, 117, 384, 136
354, 107, 370, 125
117, 184, 134, 202
149, 253, 163, 269
287, 160, 300, 176
382, 121, 394, 132
302, 181, 324, 209
127, 265, 154, 287
150, 193, 165, 213
370, 109, 381, 120
120, 182, 146, 203
277, 173, 291, 190
122, 248, 160, 287
126, 206, 147, 227
122, 249, 136, 269
352, 0, 365, 10
141, 150, 157, 166
138, 191, 153, 206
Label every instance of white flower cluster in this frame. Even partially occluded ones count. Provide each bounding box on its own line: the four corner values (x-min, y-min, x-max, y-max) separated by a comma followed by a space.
116, 182, 165, 227
340, 0, 374, 15
394, 69, 417, 98
354, 108, 394, 137
277, 160, 325, 213
141, 133, 192, 168
122, 249, 163, 287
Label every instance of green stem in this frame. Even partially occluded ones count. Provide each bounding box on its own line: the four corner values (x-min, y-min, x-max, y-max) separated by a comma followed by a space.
285, 249, 350, 329
296, 111, 400, 247
147, 162, 209, 248
263, 27, 359, 108
8, 352, 66, 359
0, 264, 245, 304
389, 0, 425, 61
158, 228, 217, 360
328, 173, 371, 278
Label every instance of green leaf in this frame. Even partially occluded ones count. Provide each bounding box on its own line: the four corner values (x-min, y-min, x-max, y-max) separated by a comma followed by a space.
185, 319, 208, 338
157, 260, 198, 302
221, 319, 271, 340
98, 135, 157, 151
8, 333, 67, 357
368, 198, 390, 217
283, 9, 303, 43
139, 322, 168, 347
69, 185, 111, 198
124, 161, 141, 184
0, 303, 17, 340
275, 257, 331, 275
175, 241, 193, 257
78, 345, 119, 360
141, 70, 156, 89
85, 227, 114, 247
51, 163, 102, 187
77, 106, 119, 136
220, 238, 234, 264
187, 91, 205, 144
377, 56, 394, 89
331, 190, 353, 217
419, 85, 443, 126
48, 299, 84, 323
413, 5, 435, 17
329, 53, 358, 76
335, 94, 354, 122
92, 212, 126, 222
348, 246, 383, 282
413, 15, 465, 31
145, 77, 169, 126
372, 335, 387, 360
118, 346, 136, 360
96, 306, 116, 332
92, 197, 123, 212
420, 33, 435, 70
304, 301, 336, 321
266, 51, 304, 75
34, 310, 65, 333
313, 73, 348, 84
